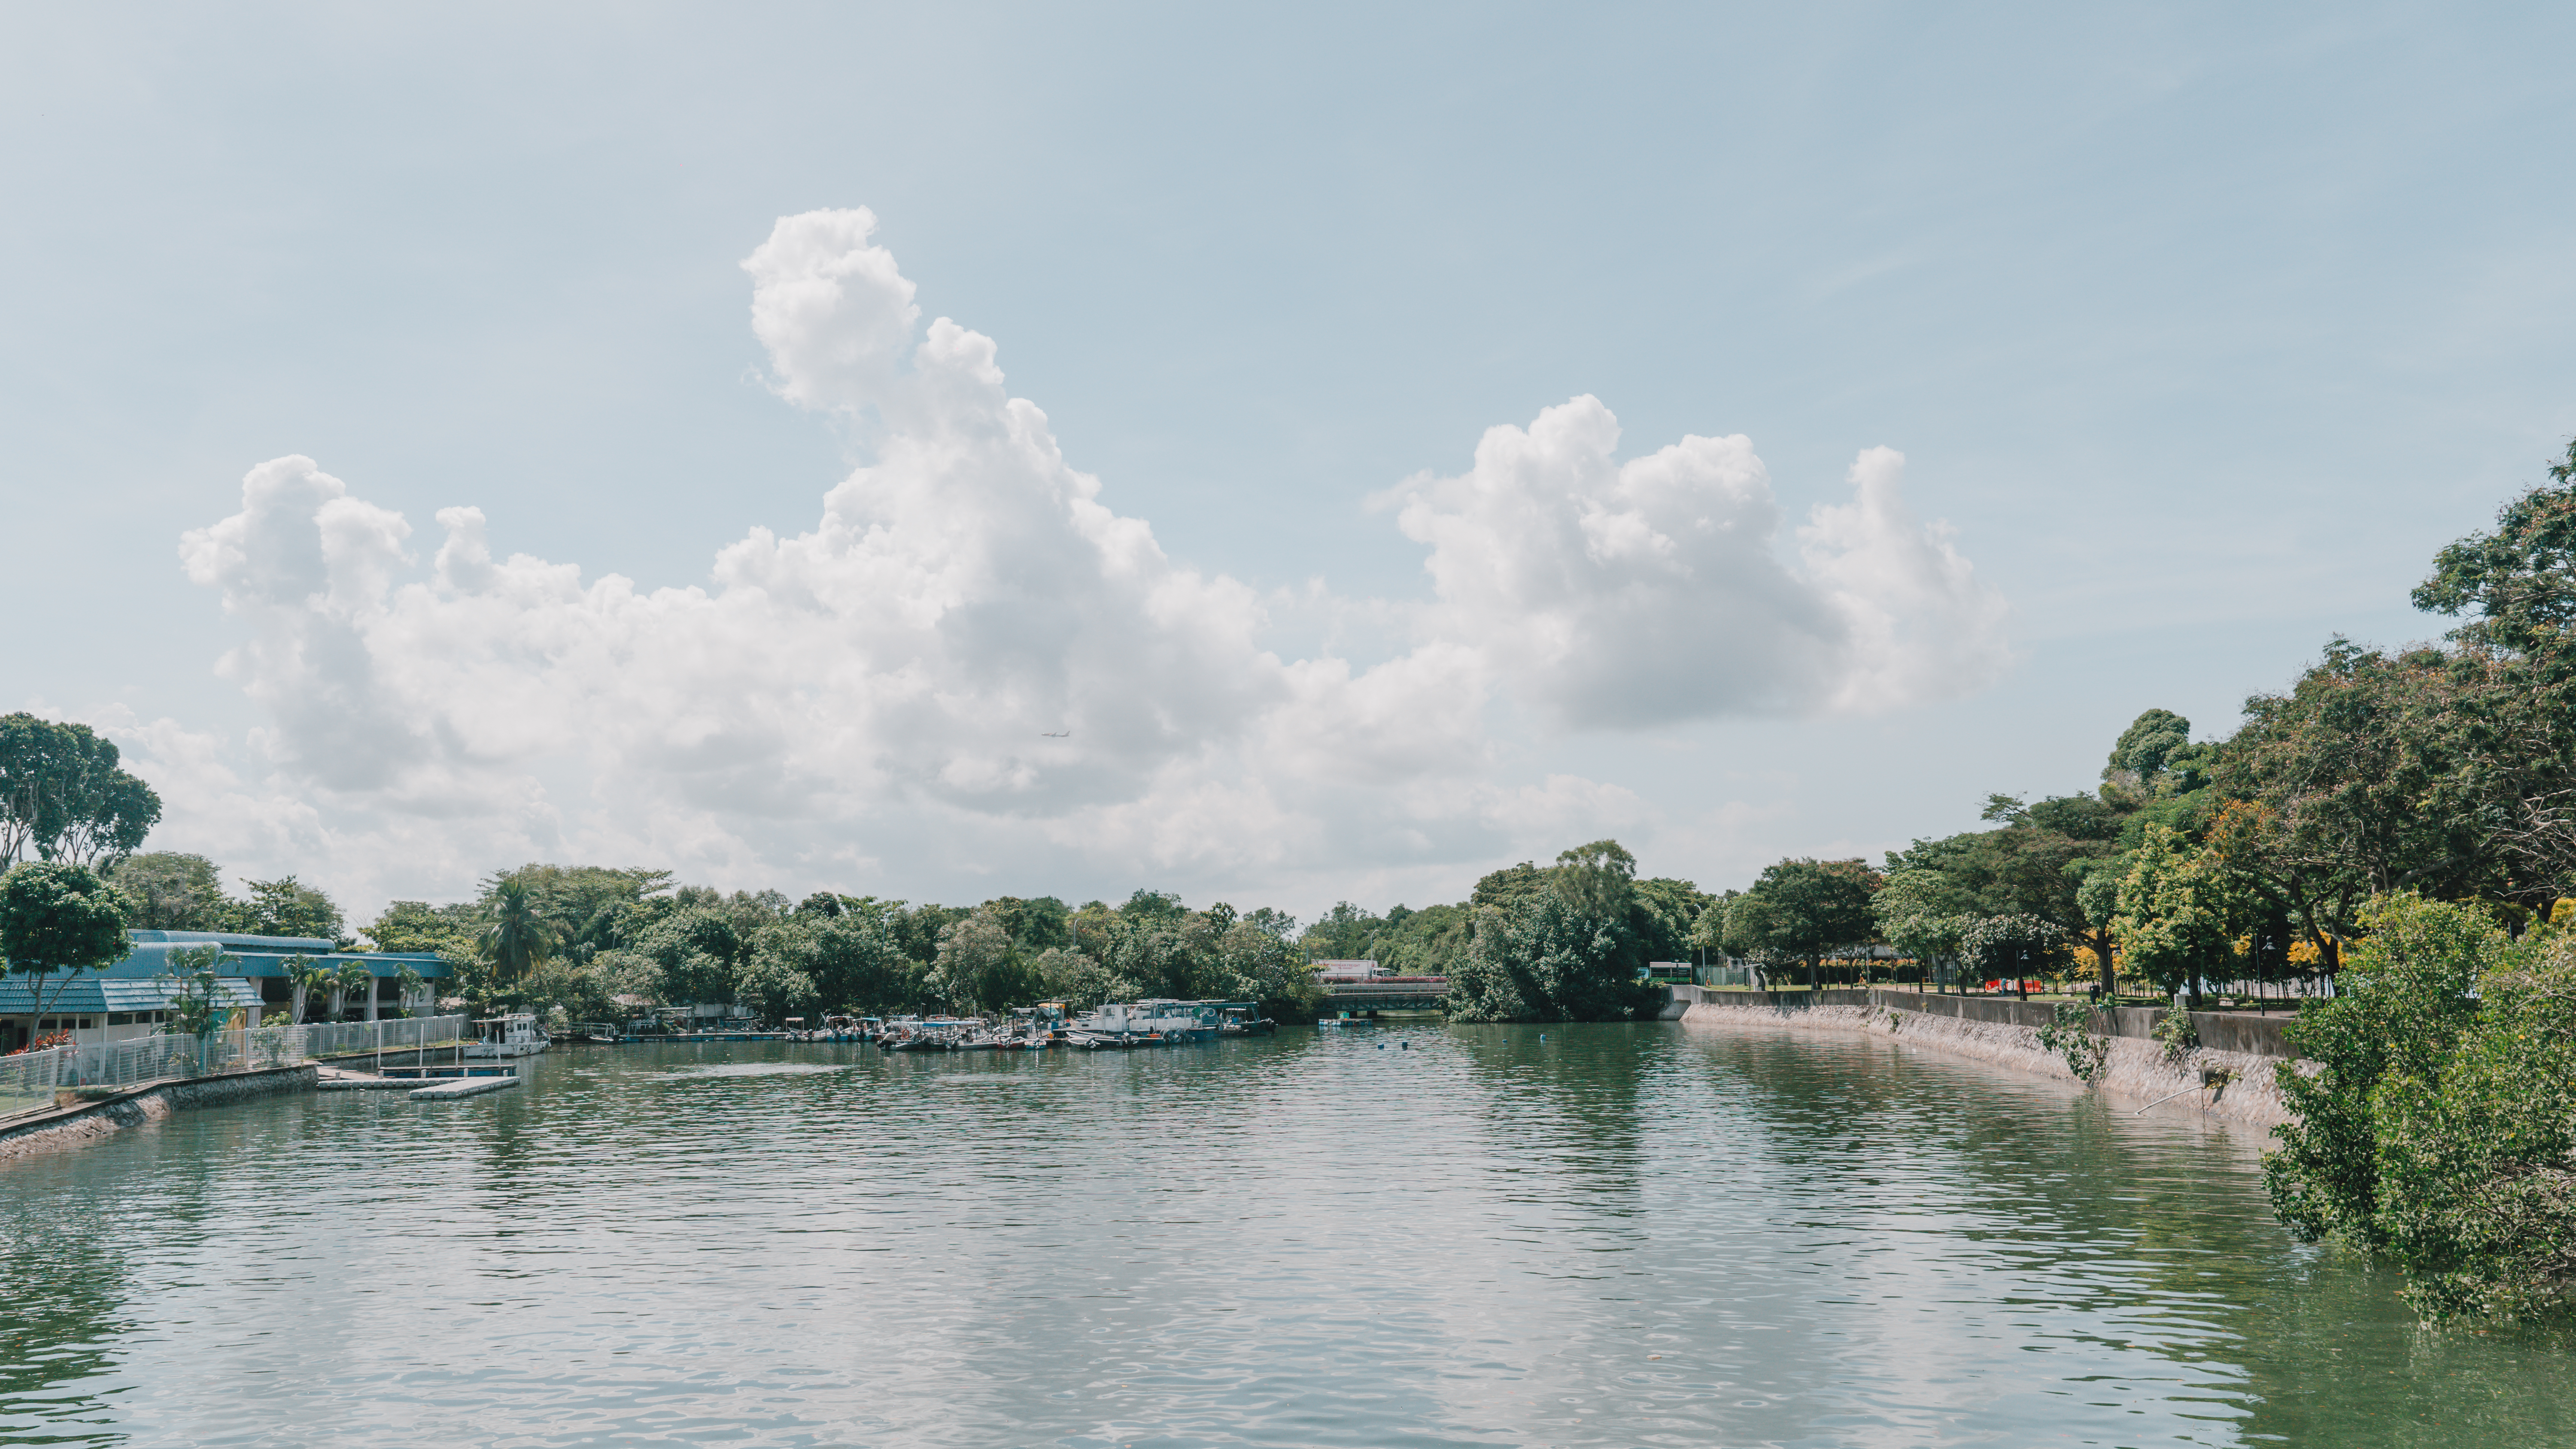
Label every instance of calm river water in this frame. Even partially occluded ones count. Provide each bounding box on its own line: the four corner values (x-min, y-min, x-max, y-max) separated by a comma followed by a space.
5, 1022, 2573, 1447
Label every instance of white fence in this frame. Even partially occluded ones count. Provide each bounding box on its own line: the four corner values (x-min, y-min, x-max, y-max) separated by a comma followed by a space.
0, 1045, 73, 1117
294, 1015, 468, 1061
0, 1015, 468, 1119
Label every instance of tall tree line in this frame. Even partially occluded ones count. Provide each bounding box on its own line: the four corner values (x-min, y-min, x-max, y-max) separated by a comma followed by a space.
1759, 438, 2576, 1003
361, 867, 1325, 1024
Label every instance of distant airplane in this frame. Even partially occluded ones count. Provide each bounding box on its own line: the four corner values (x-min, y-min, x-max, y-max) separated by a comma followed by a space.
1041, 730, 1071, 738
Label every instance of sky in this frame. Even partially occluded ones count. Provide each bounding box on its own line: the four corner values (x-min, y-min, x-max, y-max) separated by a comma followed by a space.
5, 3, 2574, 932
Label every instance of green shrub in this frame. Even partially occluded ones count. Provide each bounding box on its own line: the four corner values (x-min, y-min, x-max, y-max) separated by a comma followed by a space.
2152, 1009, 2199, 1064
2036, 1002, 2109, 1083
2263, 894, 2576, 1322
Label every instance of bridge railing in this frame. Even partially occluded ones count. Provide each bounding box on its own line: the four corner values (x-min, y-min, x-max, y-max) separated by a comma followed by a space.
1320, 977, 1451, 1011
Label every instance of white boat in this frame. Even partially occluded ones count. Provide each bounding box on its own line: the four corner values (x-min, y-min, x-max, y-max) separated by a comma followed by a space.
462, 1013, 552, 1058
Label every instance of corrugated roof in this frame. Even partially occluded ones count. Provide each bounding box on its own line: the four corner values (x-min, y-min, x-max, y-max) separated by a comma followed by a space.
46, 937, 451, 981
0, 976, 261, 1014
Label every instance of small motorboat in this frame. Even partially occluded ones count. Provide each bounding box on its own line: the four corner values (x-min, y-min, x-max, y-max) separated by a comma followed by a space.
1065, 1030, 1144, 1049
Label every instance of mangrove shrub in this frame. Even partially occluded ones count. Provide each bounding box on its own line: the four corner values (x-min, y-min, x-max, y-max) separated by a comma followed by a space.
2263, 894, 2576, 1321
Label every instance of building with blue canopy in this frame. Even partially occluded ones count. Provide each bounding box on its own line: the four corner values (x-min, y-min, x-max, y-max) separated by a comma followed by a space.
2, 930, 450, 1051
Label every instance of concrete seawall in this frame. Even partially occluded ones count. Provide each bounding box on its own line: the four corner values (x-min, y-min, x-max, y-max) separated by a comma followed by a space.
1671, 987, 2303, 1128
0, 1064, 318, 1164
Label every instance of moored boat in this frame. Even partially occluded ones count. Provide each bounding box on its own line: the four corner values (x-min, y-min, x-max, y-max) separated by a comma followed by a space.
462, 1013, 552, 1058
1218, 1003, 1276, 1036
1072, 999, 1221, 1044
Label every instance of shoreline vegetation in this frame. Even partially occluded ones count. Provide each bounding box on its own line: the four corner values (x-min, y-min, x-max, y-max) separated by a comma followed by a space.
10, 445, 2576, 1324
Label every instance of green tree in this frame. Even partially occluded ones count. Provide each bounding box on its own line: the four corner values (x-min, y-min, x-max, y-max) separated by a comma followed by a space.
2261, 894, 2576, 1321
279, 954, 333, 1025
0, 715, 54, 869
1893, 792, 2126, 971
1628, 877, 1711, 967
154, 944, 231, 1038
516, 957, 620, 1024
392, 962, 427, 1016
889, 901, 969, 965
1957, 914, 2069, 992
328, 958, 376, 1020
228, 875, 346, 942
1872, 867, 1976, 988
479, 878, 559, 985
2111, 825, 2250, 1004
2075, 860, 2126, 994
980, 895, 1074, 952
107, 852, 229, 931
1033, 945, 1109, 1005
1470, 862, 1549, 908
0, 862, 131, 1047
486, 864, 675, 960
2105, 708, 2193, 787
635, 908, 746, 1009
2099, 707, 2216, 804
1086, 908, 1200, 1002
734, 934, 820, 1024
1374, 903, 1474, 975
1728, 858, 1880, 988
34, 726, 161, 869
580, 950, 662, 1016
928, 911, 1018, 1012
2217, 640, 2546, 964
1446, 892, 1648, 1022
364, 899, 481, 954
1299, 900, 1387, 961
0, 715, 162, 870
1551, 839, 1637, 920
1214, 917, 1322, 1016
2411, 436, 2576, 654
793, 912, 917, 1013
1718, 891, 1786, 984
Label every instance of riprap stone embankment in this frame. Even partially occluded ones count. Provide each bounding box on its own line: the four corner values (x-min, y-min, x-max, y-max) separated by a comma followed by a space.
0, 1064, 317, 1162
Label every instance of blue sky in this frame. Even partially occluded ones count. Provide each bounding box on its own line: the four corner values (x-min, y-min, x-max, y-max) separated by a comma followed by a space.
6, 3, 2573, 926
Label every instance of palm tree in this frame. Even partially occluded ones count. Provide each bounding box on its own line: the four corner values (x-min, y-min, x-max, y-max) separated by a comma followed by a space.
392, 963, 426, 1017
481, 879, 559, 985
330, 959, 375, 1020
281, 954, 333, 1025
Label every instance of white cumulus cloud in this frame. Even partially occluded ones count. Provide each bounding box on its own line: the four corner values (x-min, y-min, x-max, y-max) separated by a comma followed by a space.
1391, 397, 2009, 728
128, 206, 2008, 919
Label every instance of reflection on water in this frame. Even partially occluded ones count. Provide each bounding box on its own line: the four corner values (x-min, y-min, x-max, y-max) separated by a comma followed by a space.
2, 1024, 2570, 1447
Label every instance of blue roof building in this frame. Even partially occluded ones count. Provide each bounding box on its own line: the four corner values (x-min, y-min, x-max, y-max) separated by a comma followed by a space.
2, 930, 452, 1051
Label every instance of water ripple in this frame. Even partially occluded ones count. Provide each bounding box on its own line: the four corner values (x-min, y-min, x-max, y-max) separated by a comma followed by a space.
5, 1023, 2573, 1446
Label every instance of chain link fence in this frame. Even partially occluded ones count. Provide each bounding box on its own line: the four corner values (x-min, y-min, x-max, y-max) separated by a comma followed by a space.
0, 1045, 72, 1118
1, 1015, 469, 1119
